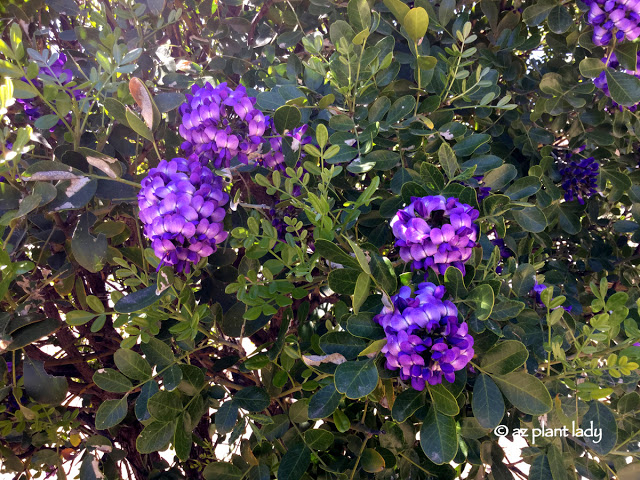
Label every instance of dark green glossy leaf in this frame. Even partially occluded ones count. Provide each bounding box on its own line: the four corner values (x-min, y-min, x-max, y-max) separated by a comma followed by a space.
472, 374, 504, 429
420, 407, 458, 464
334, 359, 379, 399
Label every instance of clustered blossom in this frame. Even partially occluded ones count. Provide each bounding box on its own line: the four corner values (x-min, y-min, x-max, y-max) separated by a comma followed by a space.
18, 53, 84, 122
138, 157, 228, 273
375, 283, 474, 390
559, 155, 599, 204
179, 82, 268, 169
584, 0, 640, 46
391, 195, 479, 275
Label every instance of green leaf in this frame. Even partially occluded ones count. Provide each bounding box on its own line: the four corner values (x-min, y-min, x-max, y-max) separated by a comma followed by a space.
547, 445, 567, 480
483, 164, 517, 191
383, 0, 410, 24
504, 176, 541, 201
579, 58, 606, 79
304, 429, 334, 450
512, 263, 536, 296
522, 0, 556, 25
361, 448, 385, 473
319, 331, 368, 359
328, 268, 361, 295
114, 348, 152, 381
481, 340, 529, 374
174, 413, 192, 461
148, 391, 183, 421
368, 96, 391, 122
215, 401, 238, 435
404, 7, 429, 41
274, 105, 302, 134
278, 444, 311, 480
453, 134, 490, 157
95, 397, 128, 429
136, 420, 176, 454
605, 70, 640, 107
178, 364, 205, 396
34, 114, 60, 130
140, 337, 174, 368
465, 284, 494, 320
162, 365, 182, 391
352, 272, 370, 315
203, 462, 244, 480
104, 98, 130, 127
93, 368, 133, 393
114, 284, 170, 313
368, 255, 395, 297
420, 407, 458, 464
472, 374, 504, 429
421, 163, 445, 191
154, 92, 186, 113
65, 310, 96, 326
334, 359, 379, 399
547, 5, 572, 33
529, 455, 553, 480
391, 389, 425, 422
428, 383, 459, 416
417, 55, 437, 70
492, 372, 552, 415
581, 402, 617, 455
125, 107, 153, 141
347, 313, 385, 340
71, 213, 107, 273
329, 114, 355, 131
135, 381, 159, 421
438, 142, 458, 180
233, 386, 270, 412
387, 95, 415, 122
23, 357, 68, 405
444, 267, 467, 299
366, 150, 401, 170
308, 384, 343, 419
346, 238, 371, 274
348, 0, 371, 32
512, 206, 547, 233
316, 123, 328, 149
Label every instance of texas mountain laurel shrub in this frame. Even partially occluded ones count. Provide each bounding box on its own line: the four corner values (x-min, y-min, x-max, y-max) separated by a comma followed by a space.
1, 0, 640, 479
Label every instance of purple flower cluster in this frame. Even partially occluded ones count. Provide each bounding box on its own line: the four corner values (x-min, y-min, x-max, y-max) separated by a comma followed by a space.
18, 53, 83, 122
178, 82, 268, 169
375, 283, 474, 390
138, 157, 228, 273
584, 0, 640, 46
558, 156, 599, 204
391, 195, 479, 275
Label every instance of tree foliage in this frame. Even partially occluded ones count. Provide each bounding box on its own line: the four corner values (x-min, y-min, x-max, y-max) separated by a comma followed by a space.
0, 0, 639, 478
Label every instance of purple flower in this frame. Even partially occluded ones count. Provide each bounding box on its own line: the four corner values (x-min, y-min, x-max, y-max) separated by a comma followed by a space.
558, 155, 599, 204
390, 195, 479, 275
178, 82, 267, 169
375, 282, 474, 390
138, 157, 229, 273
584, 0, 640, 46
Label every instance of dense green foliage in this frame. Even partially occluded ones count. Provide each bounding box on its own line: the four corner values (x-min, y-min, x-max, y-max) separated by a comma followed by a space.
1, 0, 640, 479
